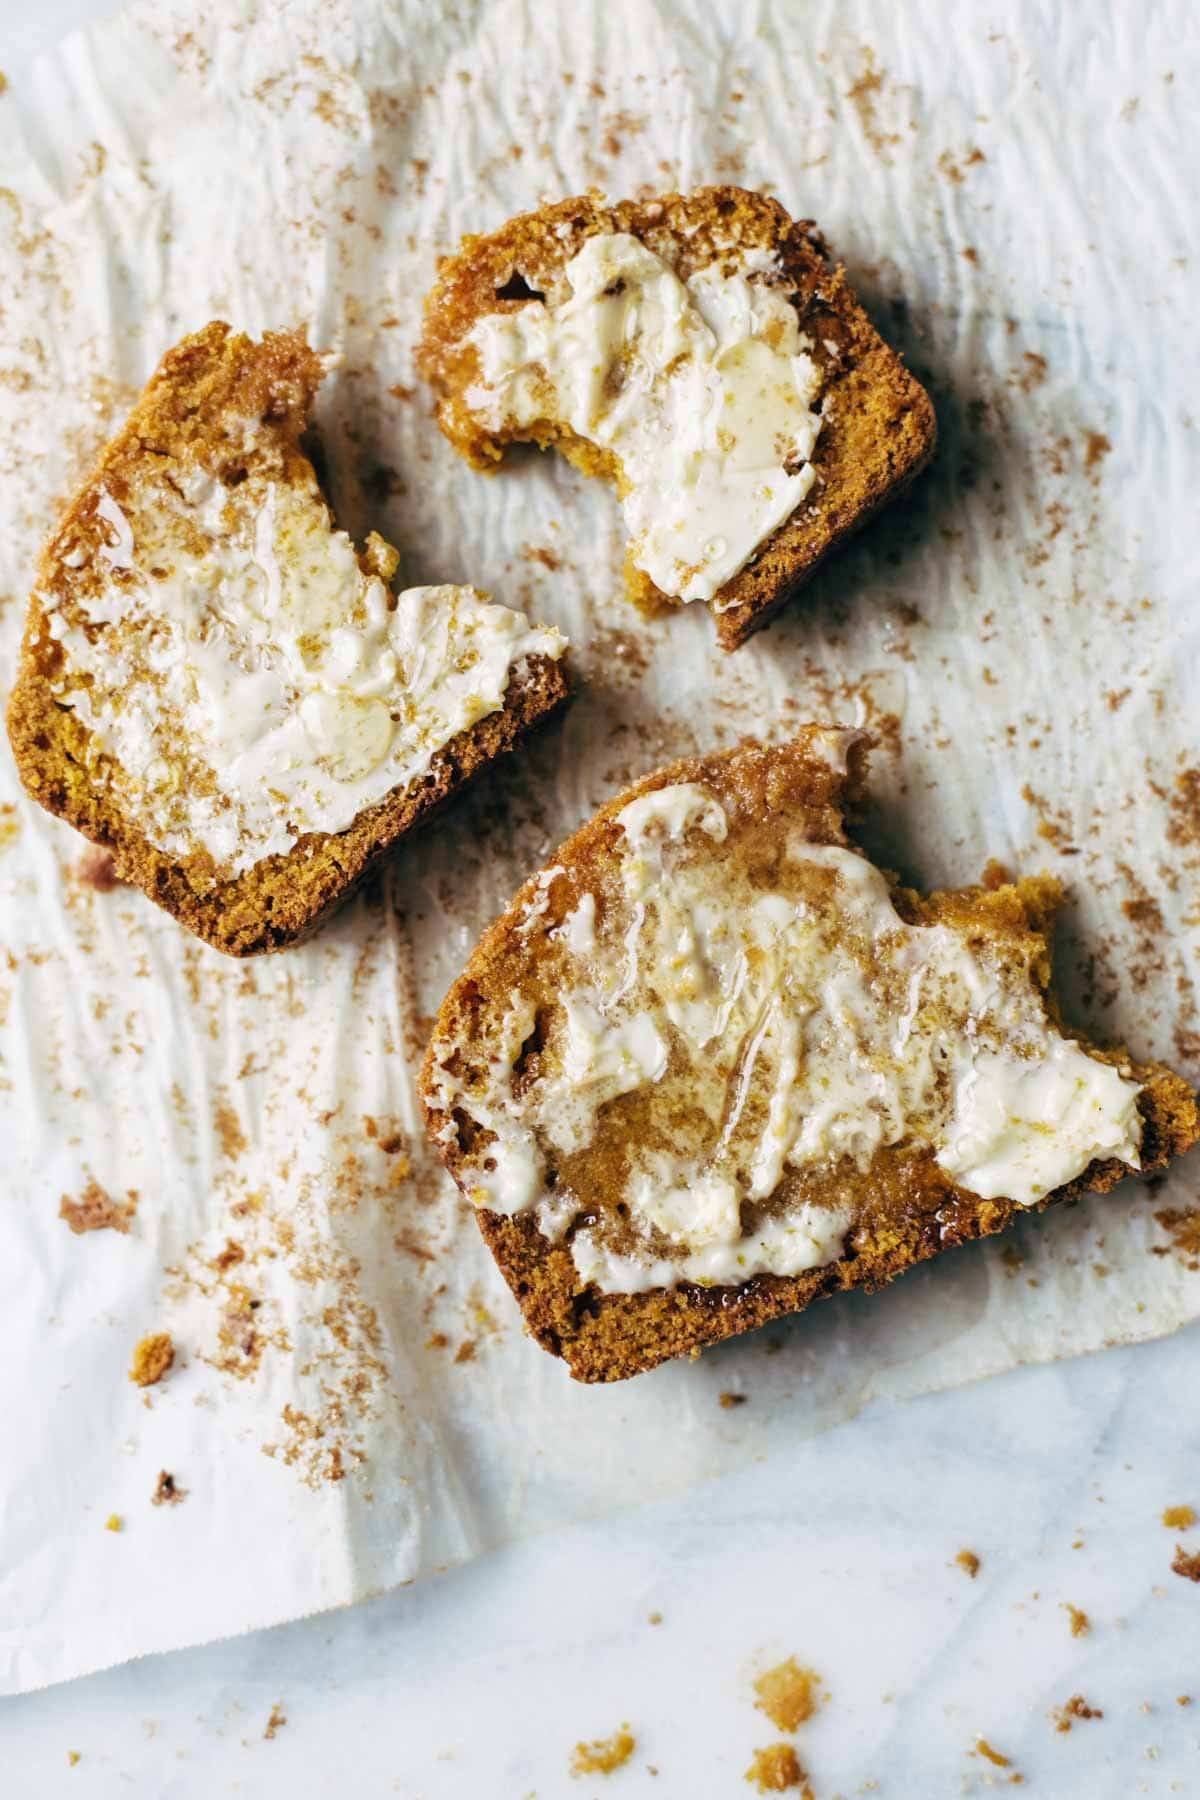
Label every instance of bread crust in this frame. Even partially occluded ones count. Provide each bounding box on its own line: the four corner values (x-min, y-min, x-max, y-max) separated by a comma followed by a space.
7, 323, 571, 956
421, 732, 1200, 1382
418, 187, 937, 649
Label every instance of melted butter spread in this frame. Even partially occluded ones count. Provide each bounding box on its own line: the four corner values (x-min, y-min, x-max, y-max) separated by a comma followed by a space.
47, 460, 565, 879
430, 754, 1144, 1297
465, 233, 823, 604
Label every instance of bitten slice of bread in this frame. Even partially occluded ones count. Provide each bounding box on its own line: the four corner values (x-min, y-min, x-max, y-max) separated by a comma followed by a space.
7, 323, 570, 956
421, 730, 1198, 1382
418, 186, 936, 649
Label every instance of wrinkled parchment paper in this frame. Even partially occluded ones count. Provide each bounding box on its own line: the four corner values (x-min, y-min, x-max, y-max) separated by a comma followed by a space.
3, 0, 1198, 1694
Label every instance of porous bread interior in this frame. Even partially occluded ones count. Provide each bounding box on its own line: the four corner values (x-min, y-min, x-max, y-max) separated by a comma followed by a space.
421, 730, 1200, 1382
417, 186, 937, 649
6, 322, 570, 956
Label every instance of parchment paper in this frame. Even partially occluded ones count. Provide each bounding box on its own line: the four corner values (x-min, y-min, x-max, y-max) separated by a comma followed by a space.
2, 0, 1198, 1695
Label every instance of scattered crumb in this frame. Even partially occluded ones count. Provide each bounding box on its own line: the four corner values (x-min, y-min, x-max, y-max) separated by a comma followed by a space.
1082, 431, 1111, 474
104, 1514, 122, 1533
1063, 1604, 1090, 1638
571, 1725, 635, 1776
1177, 1696, 1192, 1707
151, 1470, 186, 1507
76, 846, 121, 890
1154, 1208, 1200, 1267
1162, 1505, 1196, 1530
753, 1658, 821, 1731
211, 1237, 246, 1274
1053, 1695, 1103, 1732
59, 1179, 137, 1235
720, 1391, 748, 1408
744, 1744, 808, 1793
67, 1751, 80, 1767
845, 47, 901, 160
1171, 1546, 1200, 1583
647, 1611, 663, 1625
1167, 768, 1200, 848
213, 1098, 248, 1161
264, 1702, 287, 1740
129, 1331, 174, 1388
524, 543, 562, 571
1013, 351, 1048, 393
975, 1739, 1011, 1768
956, 1549, 981, 1578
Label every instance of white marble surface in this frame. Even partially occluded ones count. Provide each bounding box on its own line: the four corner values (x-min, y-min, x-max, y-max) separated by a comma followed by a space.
4, 1328, 1200, 1796
3, 2, 1200, 1794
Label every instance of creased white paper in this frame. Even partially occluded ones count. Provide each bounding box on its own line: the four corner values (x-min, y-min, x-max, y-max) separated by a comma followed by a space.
2, 0, 1198, 1696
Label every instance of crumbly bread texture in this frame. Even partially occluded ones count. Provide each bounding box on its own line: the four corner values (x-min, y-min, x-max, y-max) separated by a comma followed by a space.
421, 732, 1199, 1383
418, 186, 936, 649
7, 323, 570, 956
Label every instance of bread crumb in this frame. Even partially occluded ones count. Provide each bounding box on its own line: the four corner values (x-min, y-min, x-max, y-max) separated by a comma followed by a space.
264, 1701, 287, 1740
956, 1549, 981, 1578
720, 1391, 748, 1408
59, 1179, 137, 1235
1155, 1208, 1200, 1267
77, 846, 121, 890
151, 1470, 186, 1506
1052, 1695, 1103, 1732
67, 1751, 80, 1767
1162, 1505, 1197, 1530
570, 1725, 635, 1776
1063, 1604, 1090, 1638
129, 1331, 174, 1387
104, 1514, 122, 1533
1177, 1695, 1193, 1707
1171, 1546, 1200, 1582
1013, 351, 1048, 393
1082, 431, 1111, 474
744, 1744, 809, 1793
975, 1739, 1010, 1767
753, 1658, 821, 1731
524, 543, 562, 572
214, 1098, 248, 1161
845, 48, 901, 160
647, 1610, 663, 1625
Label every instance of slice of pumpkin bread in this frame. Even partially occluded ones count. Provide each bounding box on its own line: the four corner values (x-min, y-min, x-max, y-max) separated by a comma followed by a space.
421, 729, 1198, 1381
7, 323, 569, 955
418, 186, 935, 649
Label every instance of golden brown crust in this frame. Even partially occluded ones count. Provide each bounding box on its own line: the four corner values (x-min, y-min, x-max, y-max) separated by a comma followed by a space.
6, 322, 571, 956
418, 187, 937, 650
421, 732, 1200, 1382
